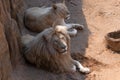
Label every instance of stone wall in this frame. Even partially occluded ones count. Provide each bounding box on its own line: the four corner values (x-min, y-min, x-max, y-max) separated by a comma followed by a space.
0, 0, 25, 80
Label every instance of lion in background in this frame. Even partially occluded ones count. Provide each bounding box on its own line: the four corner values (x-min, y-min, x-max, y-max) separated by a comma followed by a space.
22, 25, 90, 73
24, 1, 84, 36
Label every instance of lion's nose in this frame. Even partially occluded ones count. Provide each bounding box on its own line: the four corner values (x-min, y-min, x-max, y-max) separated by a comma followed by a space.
61, 45, 66, 49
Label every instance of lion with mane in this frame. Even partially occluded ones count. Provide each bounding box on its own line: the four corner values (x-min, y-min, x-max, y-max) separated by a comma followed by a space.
22, 25, 90, 73
24, 0, 84, 36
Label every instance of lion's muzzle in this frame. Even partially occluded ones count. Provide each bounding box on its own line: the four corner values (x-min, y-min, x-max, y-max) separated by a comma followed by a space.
60, 45, 67, 53
54, 39, 68, 54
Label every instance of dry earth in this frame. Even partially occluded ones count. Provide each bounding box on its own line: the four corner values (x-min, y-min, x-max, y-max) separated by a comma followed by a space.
83, 0, 120, 80
10, 0, 120, 80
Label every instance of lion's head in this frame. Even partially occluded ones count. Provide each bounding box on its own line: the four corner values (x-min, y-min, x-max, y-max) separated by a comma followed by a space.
52, 32, 67, 53
52, 2, 70, 19
43, 25, 70, 54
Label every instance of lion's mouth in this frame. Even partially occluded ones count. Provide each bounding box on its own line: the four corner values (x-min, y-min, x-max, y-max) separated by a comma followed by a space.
59, 49, 67, 53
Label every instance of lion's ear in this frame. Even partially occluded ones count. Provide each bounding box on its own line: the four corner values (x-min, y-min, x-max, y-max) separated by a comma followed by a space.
52, 4, 57, 10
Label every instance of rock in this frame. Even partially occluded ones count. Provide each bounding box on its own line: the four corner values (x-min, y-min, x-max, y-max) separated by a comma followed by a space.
0, 0, 25, 80
0, 22, 12, 80
5, 19, 24, 66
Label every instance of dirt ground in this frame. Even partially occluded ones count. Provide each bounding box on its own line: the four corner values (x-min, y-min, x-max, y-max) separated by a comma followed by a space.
83, 0, 120, 80
12, 0, 120, 80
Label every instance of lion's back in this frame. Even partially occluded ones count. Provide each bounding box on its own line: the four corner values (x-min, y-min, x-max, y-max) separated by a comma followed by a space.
25, 7, 50, 17
24, 7, 52, 32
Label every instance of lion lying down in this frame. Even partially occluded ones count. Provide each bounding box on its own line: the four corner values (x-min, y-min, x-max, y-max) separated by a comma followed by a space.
24, 1, 84, 36
22, 25, 90, 73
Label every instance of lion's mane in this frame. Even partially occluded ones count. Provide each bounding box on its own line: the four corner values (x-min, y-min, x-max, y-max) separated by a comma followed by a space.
24, 26, 73, 73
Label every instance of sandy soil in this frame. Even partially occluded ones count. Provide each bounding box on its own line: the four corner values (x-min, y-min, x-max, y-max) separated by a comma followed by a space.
83, 0, 120, 80
12, 0, 120, 80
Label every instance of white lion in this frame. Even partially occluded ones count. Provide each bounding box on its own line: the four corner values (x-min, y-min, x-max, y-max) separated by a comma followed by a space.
24, 1, 84, 36
22, 25, 90, 73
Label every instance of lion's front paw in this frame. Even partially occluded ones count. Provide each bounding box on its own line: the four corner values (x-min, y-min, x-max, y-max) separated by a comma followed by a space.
72, 24, 84, 30
79, 67, 90, 74
67, 29, 77, 36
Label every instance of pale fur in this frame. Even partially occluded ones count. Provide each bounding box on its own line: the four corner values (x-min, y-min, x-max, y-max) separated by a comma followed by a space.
24, 2, 84, 36
22, 25, 90, 73
22, 34, 35, 45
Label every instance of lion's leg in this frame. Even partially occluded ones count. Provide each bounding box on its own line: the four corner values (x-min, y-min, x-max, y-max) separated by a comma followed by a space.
65, 23, 84, 30
58, 20, 83, 36
64, 23, 84, 36
62, 24, 77, 36
70, 65, 76, 72
67, 28, 77, 36
72, 59, 90, 73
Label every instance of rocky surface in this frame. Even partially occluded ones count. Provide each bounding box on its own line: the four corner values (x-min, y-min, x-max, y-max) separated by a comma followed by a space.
0, 22, 11, 80
0, 0, 25, 80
